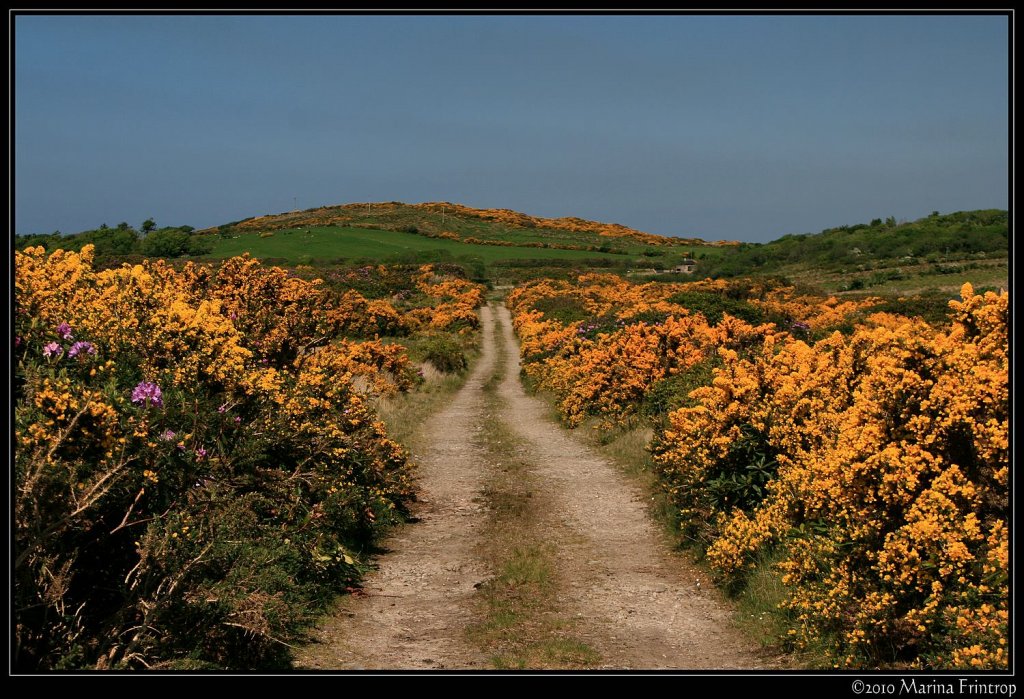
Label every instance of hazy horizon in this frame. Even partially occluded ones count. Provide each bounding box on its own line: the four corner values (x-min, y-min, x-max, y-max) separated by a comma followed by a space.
14, 14, 1009, 243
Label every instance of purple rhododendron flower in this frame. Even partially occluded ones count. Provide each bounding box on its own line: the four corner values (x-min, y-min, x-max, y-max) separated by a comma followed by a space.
68, 341, 96, 358
131, 381, 164, 408
57, 322, 73, 340
43, 342, 63, 359
195, 447, 208, 460
161, 429, 177, 441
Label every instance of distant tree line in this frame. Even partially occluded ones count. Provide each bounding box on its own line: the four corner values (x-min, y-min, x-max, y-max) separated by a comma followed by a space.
15, 219, 214, 266
702, 209, 1008, 278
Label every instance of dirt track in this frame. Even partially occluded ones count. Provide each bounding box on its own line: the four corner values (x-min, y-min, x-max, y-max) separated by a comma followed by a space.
294, 303, 784, 670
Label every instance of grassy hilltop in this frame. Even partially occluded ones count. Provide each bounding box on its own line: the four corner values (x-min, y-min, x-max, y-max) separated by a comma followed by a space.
198, 201, 733, 275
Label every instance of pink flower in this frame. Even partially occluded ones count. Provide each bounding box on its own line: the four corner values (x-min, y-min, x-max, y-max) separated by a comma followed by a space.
43, 342, 63, 359
195, 447, 208, 461
68, 341, 96, 358
131, 381, 163, 408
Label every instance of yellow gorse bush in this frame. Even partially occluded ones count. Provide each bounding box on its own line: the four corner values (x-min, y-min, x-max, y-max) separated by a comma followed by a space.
509, 274, 1008, 669
402, 264, 485, 334
657, 284, 1008, 669
508, 276, 777, 427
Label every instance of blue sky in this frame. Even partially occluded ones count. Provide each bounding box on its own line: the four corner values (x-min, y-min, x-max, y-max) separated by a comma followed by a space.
14, 14, 1009, 243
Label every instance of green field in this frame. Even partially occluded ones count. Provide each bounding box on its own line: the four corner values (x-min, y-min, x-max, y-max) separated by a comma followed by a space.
212, 225, 677, 265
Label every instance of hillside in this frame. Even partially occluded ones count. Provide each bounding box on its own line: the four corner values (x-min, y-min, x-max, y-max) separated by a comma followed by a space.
16, 206, 1007, 295
204, 201, 733, 251
701, 209, 1008, 294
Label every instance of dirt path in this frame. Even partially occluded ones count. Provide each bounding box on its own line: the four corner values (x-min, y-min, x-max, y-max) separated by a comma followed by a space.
293, 306, 497, 670
294, 302, 784, 670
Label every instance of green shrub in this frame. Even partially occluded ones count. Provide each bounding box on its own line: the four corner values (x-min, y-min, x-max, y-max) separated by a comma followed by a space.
642, 358, 720, 418
531, 294, 592, 324
420, 333, 467, 373
667, 290, 764, 325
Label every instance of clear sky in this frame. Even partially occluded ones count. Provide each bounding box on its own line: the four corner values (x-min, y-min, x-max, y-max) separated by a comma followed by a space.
13, 13, 1009, 243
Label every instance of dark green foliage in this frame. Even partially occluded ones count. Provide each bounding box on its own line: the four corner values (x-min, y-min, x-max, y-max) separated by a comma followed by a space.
13, 368, 383, 669
141, 228, 215, 258
703, 426, 779, 514
490, 257, 625, 269
15, 225, 141, 261
531, 294, 592, 324
642, 358, 721, 418
867, 293, 956, 326
645, 271, 703, 283
420, 333, 468, 373
320, 264, 425, 299
16, 222, 211, 264
667, 290, 765, 326
573, 317, 622, 341
140, 229, 187, 257
652, 422, 779, 548
15, 232, 66, 251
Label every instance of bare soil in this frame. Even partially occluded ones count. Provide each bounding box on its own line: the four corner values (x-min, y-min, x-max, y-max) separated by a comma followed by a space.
293, 303, 788, 670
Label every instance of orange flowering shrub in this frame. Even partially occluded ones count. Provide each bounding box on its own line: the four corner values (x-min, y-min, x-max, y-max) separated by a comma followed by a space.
14, 246, 430, 670
652, 284, 1008, 669
508, 276, 776, 427
749, 286, 884, 331
403, 264, 484, 334
185, 254, 338, 368
328, 290, 407, 338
